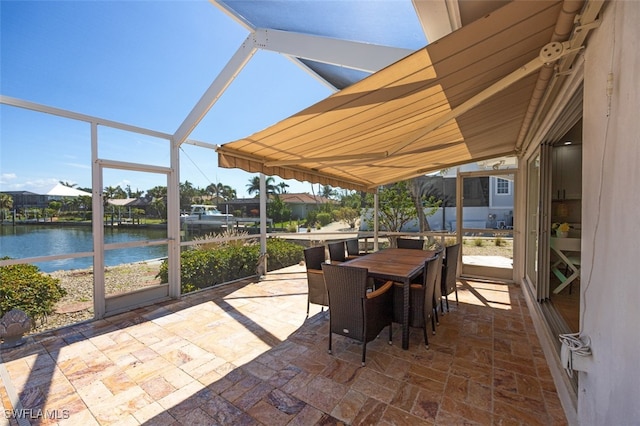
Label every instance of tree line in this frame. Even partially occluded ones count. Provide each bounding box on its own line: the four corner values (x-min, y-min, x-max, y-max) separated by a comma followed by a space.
2, 177, 445, 233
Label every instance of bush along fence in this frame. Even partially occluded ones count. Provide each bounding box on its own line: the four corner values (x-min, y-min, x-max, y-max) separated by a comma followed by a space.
157, 238, 304, 294
0, 258, 67, 327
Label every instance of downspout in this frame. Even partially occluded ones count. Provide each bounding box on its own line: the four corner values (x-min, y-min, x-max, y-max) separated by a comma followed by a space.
514, 0, 584, 154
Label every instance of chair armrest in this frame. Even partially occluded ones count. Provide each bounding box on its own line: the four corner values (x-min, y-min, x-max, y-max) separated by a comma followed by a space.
393, 282, 423, 290
366, 280, 393, 299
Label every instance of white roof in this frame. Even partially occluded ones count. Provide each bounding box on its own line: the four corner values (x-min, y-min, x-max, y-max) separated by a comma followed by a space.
46, 183, 92, 197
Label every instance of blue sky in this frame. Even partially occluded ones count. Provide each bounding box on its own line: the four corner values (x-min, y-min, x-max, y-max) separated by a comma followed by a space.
0, 0, 334, 198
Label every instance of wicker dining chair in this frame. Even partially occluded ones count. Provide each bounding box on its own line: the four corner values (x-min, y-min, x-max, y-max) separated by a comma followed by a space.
303, 246, 328, 317
345, 238, 361, 260
432, 247, 446, 325
328, 241, 346, 263
397, 238, 424, 250
441, 243, 461, 312
322, 263, 394, 366
392, 250, 443, 348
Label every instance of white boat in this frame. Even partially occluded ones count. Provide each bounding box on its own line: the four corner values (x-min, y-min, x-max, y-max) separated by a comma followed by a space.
180, 205, 233, 227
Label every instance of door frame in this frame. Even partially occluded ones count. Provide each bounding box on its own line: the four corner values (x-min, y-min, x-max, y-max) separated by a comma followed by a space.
456, 168, 517, 282
90, 122, 181, 318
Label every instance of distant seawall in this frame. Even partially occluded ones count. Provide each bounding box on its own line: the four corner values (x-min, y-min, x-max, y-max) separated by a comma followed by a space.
0, 220, 167, 229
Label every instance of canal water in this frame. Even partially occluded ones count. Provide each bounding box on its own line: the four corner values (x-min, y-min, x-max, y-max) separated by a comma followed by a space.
0, 224, 169, 272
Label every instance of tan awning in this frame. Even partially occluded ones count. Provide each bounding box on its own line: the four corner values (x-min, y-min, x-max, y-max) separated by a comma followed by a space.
218, 1, 566, 192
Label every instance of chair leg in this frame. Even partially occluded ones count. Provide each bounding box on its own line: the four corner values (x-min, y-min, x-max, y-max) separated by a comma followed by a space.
455, 287, 459, 305
388, 323, 393, 345
306, 298, 310, 317
328, 331, 332, 354
431, 314, 436, 335
422, 326, 429, 348
434, 307, 440, 326
362, 343, 367, 367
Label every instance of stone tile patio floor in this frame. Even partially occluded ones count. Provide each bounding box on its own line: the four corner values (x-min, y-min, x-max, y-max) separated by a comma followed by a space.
0, 264, 567, 425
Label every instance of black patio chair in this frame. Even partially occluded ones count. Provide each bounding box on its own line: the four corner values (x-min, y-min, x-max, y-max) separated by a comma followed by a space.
322, 263, 394, 366
303, 246, 328, 317
441, 243, 461, 311
345, 238, 361, 260
432, 247, 446, 324
397, 237, 427, 283
392, 250, 443, 348
328, 241, 346, 263
396, 237, 424, 250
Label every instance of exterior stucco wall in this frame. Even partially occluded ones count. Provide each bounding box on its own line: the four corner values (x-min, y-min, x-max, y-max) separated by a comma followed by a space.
580, 2, 640, 424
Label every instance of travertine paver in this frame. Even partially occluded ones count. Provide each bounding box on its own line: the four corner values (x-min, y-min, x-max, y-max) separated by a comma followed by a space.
0, 265, 567, 425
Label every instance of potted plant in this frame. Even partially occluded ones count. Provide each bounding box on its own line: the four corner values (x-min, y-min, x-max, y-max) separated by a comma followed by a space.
552, 222, 570, 238
0, 309, 31, 348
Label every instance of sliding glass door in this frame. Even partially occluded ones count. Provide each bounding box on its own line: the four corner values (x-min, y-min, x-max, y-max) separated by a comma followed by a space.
525, 154, 540, 289
457, 169, 515, 281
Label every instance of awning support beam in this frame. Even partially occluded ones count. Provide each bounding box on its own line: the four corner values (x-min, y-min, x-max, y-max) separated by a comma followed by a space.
173, 34, 257, 146
253, 28, 413, 73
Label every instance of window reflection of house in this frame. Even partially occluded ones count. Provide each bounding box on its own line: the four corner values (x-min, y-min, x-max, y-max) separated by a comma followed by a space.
407, 173, 514, 231
277, 194, 334, 220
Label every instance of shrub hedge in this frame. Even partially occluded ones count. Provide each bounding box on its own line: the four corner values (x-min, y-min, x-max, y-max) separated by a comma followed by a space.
0, 258, 67, 325
157, 239, 304, 294
316, 212, 332, 227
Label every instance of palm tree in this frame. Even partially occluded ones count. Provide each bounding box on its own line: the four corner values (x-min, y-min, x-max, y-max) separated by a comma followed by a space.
205, 183, 218, 198
0, 193, 13, 220
77, 195, 91, 219
320, 185, 337, 199
246, 176, 260, 196
220, 185, 236, 200
103, 186, 119, 206
146, 186, 167, 218
277, 181, 289, 194
59, 181, 76, 188
60, 197, 73, 213
105, 185, 127, 199
179, 180, 200, 210
206, 182, 237, 201
125, 185, 144, 199
246, 176, 277, 197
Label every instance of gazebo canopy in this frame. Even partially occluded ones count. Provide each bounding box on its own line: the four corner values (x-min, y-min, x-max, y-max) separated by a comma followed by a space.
46, 183, 92, 197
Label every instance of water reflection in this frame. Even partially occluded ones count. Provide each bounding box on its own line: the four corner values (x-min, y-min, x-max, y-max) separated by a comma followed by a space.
0, 224, 168, 272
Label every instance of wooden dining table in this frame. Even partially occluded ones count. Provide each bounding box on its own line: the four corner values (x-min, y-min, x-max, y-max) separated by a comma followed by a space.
342, 248, 437, 350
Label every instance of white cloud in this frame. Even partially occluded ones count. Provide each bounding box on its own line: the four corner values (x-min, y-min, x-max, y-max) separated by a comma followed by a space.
64, 162, 91, 170
0, 177, 59, 194
0, 173, 18, 184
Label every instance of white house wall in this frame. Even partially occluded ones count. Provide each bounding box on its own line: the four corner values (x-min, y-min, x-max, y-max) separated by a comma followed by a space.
580, 1, 640, 424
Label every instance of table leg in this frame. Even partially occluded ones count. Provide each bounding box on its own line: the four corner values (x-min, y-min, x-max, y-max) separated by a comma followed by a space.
402, 278, 410, 350
552, 249, 580, 294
